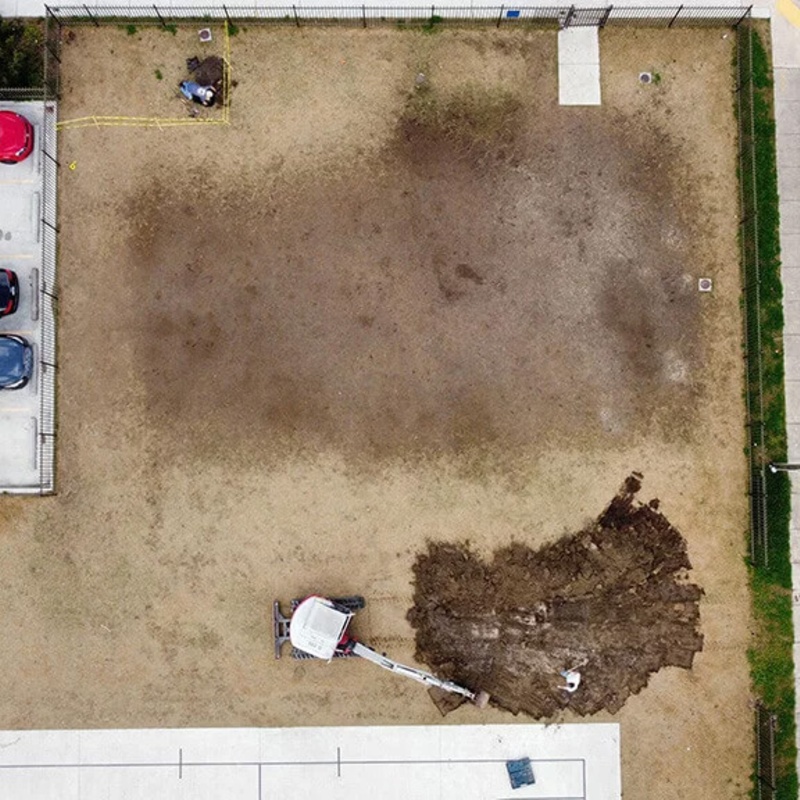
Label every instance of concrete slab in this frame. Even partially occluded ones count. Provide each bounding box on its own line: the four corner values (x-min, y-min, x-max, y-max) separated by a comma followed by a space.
776, 103, 800, 136
781, 199, 800, 234
558, 27, 601, 106
782, 265, 800, 299
785, 340, 800, 382
787, 423, 800, 461
559, 25, 600, 65
0, 724, 621, 800
785, 299, 800, 333
777, 134, 800, 170
779, 164, 800, 199
0, 101, 51, 493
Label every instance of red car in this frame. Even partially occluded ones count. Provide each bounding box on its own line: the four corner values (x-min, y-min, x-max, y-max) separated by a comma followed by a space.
0, 269, 19, 317
0, 111, 34, 164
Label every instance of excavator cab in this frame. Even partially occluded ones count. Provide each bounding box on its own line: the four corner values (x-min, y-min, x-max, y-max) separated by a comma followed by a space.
289, 596, 354, 660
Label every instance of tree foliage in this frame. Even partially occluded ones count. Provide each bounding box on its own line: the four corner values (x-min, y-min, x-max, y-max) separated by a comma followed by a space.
0, 18, 43, 88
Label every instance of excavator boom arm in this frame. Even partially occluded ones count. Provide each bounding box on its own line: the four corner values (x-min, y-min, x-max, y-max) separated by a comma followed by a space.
350, 641, 476, 701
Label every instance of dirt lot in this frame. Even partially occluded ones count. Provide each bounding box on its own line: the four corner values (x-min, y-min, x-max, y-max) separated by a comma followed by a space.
0, 24, 750, 798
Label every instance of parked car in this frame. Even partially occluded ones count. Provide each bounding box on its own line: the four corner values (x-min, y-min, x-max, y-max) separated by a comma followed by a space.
0, 111, 34, 164
0, 334, 33, 389
0, 269, 19, 318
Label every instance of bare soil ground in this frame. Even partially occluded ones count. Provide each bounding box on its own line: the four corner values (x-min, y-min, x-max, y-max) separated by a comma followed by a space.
0, 24, 750, 799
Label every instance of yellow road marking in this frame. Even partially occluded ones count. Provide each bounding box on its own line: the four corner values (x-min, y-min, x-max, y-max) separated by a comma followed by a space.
778, 0, 800, 28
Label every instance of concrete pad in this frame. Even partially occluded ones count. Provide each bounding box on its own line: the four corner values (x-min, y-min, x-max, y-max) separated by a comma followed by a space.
780, 199, 800, 234
787, 424, 800, 461
0, 101, 52, 494
0, 414, 36, 473
0, 724, 621, 800
785, 338, 800, 381
781, 232, 800, 266
774, 10, 800, 69
559, 25, 600, 65
784, 299, 800, 333
777, 134, 800, 170
558, 28, 601, 107
777, 105, 800, 138
782, 266, 800, 300
779, 165, 800, 200
776, 68, 800, 104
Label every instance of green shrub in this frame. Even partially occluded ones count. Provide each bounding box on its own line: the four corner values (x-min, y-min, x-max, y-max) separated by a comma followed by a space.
0, 19, 43, 88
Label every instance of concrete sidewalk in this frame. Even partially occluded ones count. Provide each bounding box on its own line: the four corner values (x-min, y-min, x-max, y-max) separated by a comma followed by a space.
772, 0, 800, 765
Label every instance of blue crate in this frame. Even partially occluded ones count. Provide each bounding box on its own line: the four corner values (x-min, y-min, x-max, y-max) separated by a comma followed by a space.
506, 757, 535, 789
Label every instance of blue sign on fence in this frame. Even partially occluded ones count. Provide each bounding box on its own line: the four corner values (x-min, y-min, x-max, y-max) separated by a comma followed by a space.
506, 9, 521, 18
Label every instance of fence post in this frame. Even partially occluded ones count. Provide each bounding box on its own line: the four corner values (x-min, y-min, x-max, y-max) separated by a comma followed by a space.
599, 5, 612, 27
497, 5, 504, 27
153, 5, 167, 29
43, 149, 59, 168
83, 5, 99, 26
668, 5, 683, 28
563, 5, 576, 28
223, 4, 232, 25
293, 4, 300, 27
735, 5, 753, 27
45, 4, 59, 24
46, 43, 61, 65
362, 4, 367, 27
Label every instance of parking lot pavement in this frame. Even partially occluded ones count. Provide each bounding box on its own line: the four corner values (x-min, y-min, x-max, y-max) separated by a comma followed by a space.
0, 101, 51, 493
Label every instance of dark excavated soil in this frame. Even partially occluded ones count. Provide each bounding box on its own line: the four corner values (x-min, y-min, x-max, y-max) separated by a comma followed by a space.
408, 474, 704, 717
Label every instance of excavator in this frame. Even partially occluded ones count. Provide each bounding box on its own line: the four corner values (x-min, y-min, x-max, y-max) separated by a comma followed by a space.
273, 594, 489, 708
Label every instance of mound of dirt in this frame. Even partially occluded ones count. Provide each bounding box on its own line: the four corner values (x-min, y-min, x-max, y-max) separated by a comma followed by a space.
407, 474, 703, 717
188, 55, 226, 101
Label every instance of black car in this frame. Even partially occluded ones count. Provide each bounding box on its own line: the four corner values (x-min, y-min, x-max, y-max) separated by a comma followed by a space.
0, 335, 33, 390
0, 269, 18, 317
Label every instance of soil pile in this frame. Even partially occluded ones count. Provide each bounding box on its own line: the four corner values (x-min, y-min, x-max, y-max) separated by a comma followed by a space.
408, 474, 703, 717
187, 55, 225, 101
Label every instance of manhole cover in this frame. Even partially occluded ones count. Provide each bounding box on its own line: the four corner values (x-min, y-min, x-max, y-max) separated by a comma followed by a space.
698, 278, 713, 292
639, 72, 653, 84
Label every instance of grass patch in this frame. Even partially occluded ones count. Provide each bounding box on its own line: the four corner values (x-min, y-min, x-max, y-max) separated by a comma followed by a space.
154, 68, 163, 81
162, 23, 178, 36
737, 22, 798, 799
422, 14, 444, 33
124, 24, 138, 36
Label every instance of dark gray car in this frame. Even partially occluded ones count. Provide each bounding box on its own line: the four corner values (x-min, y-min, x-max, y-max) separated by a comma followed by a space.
0, 335, 32, 389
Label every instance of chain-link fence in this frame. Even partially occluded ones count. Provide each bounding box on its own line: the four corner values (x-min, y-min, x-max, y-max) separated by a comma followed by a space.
38, 93, 58, 495
735, 18, 769, 567
756, 702, 778, 800
45, 3, 753, 29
